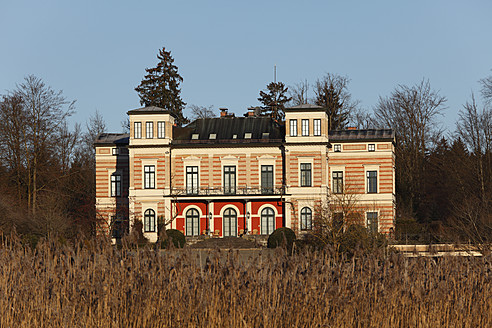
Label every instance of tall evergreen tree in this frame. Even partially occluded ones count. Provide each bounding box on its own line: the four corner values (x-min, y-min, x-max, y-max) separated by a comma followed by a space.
314, 74, 359, 130
258, 82, 292, 121
135, 47, 188, 125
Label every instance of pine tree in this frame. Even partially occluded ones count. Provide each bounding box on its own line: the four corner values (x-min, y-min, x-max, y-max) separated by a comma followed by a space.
135, 47, 188, 125
315, 82, 349, 130
258, 82, 292, 121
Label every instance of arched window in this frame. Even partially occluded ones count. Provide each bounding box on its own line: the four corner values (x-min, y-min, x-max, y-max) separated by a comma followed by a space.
223, 208, 237, 237
186, 208, 200, 236
144, 209, 156, 232
261, 207, 275, 235
300, 207, 312, 231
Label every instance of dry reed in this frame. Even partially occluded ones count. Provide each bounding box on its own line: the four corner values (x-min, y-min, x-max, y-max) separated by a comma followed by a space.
0, 236, 490, 327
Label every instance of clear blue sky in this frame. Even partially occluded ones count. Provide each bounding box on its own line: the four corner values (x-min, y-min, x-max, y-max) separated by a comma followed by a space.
1, 0, 491, 133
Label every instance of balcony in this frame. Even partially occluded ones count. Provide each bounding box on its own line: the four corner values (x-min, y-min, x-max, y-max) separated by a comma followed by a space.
171, 186, 285, 197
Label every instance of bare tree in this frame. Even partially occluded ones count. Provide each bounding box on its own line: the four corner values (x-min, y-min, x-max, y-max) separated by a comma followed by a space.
374, 79, 446, 218
456, 94, 492, 201
13, 75, 75, 215
349, 107, 376, 129
188, 104, 216, 120
288, 80, 310, 106
0, 94, 27, 203
480, 72, 492, 104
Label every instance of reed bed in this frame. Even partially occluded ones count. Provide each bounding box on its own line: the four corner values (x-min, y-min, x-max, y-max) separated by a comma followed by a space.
0, 238, 490, 327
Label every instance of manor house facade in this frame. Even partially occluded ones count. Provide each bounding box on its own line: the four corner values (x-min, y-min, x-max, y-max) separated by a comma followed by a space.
95, 105, 395, 242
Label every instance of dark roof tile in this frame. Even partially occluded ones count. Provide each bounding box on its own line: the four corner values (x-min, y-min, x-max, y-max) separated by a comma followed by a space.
329, 129, 394, 141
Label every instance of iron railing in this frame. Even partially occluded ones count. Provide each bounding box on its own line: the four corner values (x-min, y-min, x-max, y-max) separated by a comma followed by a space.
171, 186, 285, 196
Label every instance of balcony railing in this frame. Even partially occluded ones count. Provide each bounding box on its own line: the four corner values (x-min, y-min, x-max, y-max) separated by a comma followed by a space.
171, 186, 285, 196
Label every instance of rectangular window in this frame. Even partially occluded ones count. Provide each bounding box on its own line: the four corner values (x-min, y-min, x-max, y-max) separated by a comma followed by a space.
158, 121, 165, 138
261, 165, 274, 194
367, 212, 378, 233
146, 122, 153, 139
334, 144, 341, 152
134, 122, 142, 139
368, 144, 375, 152
144, 165, 155, 189
367, 171, 377, 193
223, 166, 236, 194
289, 119, 297, 136
313, 119, 321, 136
111, 174, 121, 197
300, 163, 312, 187
302, 119, 309, 136
112, 148, 119, 156
332, 171, 343, 194
186, 166, 199, 195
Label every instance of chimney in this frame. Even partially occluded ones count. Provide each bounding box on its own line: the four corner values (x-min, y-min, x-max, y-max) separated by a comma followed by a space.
220, 108, 228, 117
247, 106, 261, 117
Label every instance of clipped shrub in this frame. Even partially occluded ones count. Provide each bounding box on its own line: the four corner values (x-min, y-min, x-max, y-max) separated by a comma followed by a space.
267, 227, 296, 253
160, 229, 186, 249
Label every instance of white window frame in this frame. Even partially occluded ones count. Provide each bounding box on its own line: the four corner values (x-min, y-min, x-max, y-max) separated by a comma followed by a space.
186, 166, 199, 195
300, 207, 312, 231
334, 144, 341, 152
332, 171, 343, 194
289, 119, 297, 137
158, 121, 165, 139
223, 165, 236, 194
366, 170, 378, 193
300, 163, 312, 187
260, 207, 276, 235
185, 208, 200, 236
146, 121, 153, 139
111, 174, 121, 197
144, 165, 155, 189
144, 209, 156, 232
366, 211, 379, 233
134, 122, 142, 139
313, 119, 321, 136
368, 144, 375, 152
301, 119, 309, 136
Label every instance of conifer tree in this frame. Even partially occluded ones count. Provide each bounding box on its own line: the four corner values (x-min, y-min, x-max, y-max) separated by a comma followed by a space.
314, 73, 359, 131
258, 82, 292, 121
135, 47, 188, 125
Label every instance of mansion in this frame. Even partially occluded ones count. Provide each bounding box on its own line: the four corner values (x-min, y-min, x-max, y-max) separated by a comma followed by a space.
95, 105, 395, 242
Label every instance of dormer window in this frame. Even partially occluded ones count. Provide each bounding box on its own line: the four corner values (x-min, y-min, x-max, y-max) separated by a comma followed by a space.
191, 134, 199, 140
209, 133, 216, 139
232, 134, 237, 139
244, 133, 252, 139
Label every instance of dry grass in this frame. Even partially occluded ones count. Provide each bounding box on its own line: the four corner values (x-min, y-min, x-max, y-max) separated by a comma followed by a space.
0, 236, 491, 327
